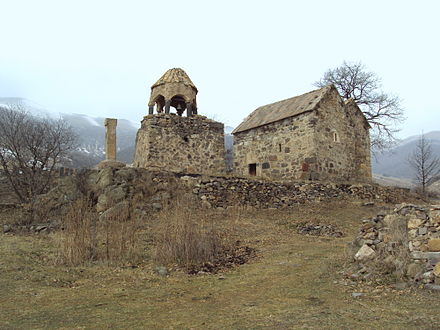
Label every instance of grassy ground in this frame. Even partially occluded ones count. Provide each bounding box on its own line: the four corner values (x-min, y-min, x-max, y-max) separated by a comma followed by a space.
1, 200, 439, 329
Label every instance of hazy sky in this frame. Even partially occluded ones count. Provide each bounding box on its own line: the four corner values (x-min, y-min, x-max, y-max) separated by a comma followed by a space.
1, 0, 439, 137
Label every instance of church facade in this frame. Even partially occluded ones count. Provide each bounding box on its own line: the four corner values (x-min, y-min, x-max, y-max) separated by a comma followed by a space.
232, 85, 372, 182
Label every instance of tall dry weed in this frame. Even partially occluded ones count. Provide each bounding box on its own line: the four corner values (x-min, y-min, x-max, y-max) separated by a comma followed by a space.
58, 198, 142, 266
153, 199, 234, 270
372, 216, 411, 279
59, 198, 97, 265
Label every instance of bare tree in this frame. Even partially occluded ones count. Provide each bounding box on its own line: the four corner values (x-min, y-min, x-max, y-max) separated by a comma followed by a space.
408, 134, 440, 195
0, 103, 77, 203
314, 61, 405, 151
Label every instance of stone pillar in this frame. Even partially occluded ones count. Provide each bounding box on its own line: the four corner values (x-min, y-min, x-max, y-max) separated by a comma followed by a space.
148, 105, 154, 115
186, 102, 192, 117
165, 100, 171, 114
104, 118, 117, 161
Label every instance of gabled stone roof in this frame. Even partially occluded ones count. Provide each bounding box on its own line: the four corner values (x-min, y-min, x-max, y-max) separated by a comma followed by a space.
151, 68, 197, 91
232, 85, 334, 134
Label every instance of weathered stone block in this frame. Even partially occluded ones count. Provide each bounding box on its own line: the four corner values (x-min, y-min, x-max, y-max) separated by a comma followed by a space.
408, 217, 424, 229
427, 239, 440, 252
434, 263, 440, 277
354, 244, 376, 261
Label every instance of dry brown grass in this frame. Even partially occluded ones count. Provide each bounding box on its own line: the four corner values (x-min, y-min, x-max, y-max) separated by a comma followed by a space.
2, 201, 440, 328
58, 199, 142, 266
153, 199, 239, 272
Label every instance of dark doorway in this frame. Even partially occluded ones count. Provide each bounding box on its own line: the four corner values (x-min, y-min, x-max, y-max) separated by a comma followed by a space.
248, 163, 257, 176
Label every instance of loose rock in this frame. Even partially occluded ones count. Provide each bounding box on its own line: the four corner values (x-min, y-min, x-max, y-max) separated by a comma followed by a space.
354, 245, 376, 261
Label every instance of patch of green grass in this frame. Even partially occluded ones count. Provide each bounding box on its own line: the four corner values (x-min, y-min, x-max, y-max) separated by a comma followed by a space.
0, 201, 439, 329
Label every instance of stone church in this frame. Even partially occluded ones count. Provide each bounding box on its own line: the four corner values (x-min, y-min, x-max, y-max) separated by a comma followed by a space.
232, 85, 372, 182
132, 68, 371, 182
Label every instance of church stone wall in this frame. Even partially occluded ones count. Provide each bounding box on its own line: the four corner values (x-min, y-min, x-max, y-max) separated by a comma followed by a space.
233, 112, 317, 180
233, 89, 371, 182
313, 90, 371, 182
134, 114, 226, 175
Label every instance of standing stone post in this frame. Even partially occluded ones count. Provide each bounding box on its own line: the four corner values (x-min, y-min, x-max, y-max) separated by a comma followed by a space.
105, 118, 117, 161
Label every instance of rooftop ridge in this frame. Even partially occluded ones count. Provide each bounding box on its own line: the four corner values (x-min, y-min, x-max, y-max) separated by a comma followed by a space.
232, 85, 333, 134
151, 68, 197, 91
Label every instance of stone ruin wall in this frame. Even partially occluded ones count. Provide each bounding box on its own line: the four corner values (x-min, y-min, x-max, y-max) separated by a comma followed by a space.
16, 167, 414, 234
353, 204, 440, 287
233, 112, 316, 181
133, 114, 226, 175
313, 89, 372, 182
87, 168, 413, 216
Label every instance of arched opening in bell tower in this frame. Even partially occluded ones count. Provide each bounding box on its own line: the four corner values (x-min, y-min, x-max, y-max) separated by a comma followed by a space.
170, 95, 188, 116
153, 95, 165, 113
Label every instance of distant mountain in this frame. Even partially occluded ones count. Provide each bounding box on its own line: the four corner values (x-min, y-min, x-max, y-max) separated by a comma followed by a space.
60, 113, 139, 168
372, 131, 440, 180
0, 97, 139, 168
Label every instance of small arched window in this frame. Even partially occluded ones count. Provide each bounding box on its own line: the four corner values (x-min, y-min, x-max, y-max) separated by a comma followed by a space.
332, 131, 340, 142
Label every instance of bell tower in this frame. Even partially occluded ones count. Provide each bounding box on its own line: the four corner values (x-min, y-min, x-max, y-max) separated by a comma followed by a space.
133, 68, 226, 175
148, 68, 198, 116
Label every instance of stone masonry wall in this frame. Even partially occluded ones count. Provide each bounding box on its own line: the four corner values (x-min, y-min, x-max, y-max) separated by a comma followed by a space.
233, 112, 317, 180
87, 168, 413, 216
134, 114, 226, 175
313, 89, 371, 182
232, 88, 371, 183
353, 204, 440, 287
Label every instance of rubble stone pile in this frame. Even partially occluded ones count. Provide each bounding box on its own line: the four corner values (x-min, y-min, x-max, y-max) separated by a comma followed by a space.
296, 222, 344, 237
352, 204, 440, 287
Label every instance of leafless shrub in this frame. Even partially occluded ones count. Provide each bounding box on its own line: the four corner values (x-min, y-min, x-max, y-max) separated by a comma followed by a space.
0, 103, 77, 203
371, 217, 411, 280
100, 202, 142, 265
58, 199, 97, 265
58, 199, 142, 266
153, 199, 239, 272
412, 186, 439, 200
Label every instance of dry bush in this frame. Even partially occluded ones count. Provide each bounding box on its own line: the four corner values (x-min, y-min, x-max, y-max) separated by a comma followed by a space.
100, 202, 142, 265
371, 216, 411, 280
58, 199, 142, 266
412, 186, 440, 200
153, 199, 241, 272
58, 199, 97, 265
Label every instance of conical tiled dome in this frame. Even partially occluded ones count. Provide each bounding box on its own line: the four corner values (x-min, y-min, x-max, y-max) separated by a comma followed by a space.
151, 68, 197, 91
148, 68, 198, 116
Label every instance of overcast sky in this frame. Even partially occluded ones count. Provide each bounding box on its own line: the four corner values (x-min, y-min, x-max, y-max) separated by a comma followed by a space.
1, 0, 439, 137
